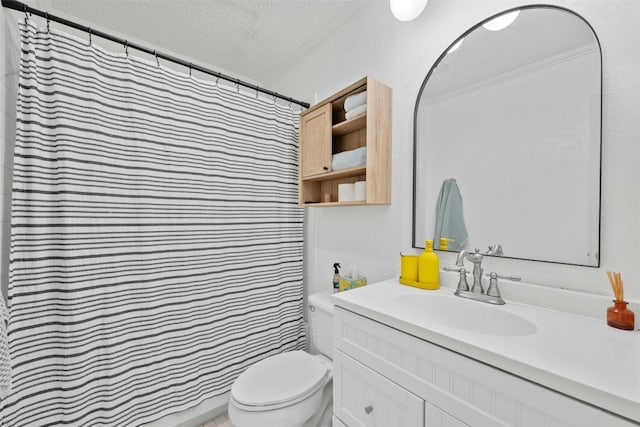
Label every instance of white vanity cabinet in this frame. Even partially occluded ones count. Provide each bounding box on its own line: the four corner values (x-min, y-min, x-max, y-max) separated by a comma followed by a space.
333, 307, 634, 427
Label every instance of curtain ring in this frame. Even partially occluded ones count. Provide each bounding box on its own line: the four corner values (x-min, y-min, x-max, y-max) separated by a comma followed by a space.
189, 63, 192, 78
124, 40, 128, 57
154, 50, 160, 68
45, 12, 50, 32
23, 5, 28, 24
215, 76, 220, 87
235, 79, 240, 93
88, 28, 92, 46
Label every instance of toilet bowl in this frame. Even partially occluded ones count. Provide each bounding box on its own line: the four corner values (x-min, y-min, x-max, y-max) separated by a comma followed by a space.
228, 291, 334, 427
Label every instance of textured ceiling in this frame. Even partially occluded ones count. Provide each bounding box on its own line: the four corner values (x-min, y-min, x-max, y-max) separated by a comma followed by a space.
35, 0, 376, 84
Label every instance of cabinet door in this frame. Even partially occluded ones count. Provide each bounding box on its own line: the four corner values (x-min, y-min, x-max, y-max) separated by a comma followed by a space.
425, 402, 469, 427
334, 350, 424, 427
300, 103, 332, 178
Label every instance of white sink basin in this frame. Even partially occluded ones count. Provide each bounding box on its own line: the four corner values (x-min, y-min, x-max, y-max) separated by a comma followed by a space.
394, 293, 537, 336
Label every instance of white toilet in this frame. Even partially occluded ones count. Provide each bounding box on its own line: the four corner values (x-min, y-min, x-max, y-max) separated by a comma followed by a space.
228, 291, 334, 427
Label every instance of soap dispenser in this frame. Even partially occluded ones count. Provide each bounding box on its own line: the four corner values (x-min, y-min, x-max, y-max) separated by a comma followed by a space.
418, 240, 439, 290
438, 238, 454, 250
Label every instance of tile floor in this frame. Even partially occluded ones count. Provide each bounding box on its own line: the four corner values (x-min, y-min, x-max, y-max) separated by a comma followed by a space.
201, 413, 233, 427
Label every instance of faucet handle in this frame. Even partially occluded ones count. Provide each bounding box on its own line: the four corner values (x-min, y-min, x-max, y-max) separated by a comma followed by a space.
485, 272, 521, 282
445, 267, 469, 293
486, 272, 501, 297
485, 272, 521, 298
485, 244, 504, 256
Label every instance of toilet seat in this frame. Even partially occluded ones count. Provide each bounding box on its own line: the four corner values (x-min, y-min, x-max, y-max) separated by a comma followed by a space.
231, 350, 329, 411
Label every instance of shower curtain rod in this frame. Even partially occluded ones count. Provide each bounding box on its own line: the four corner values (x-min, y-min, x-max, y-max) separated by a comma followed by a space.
1, 0, 311, 108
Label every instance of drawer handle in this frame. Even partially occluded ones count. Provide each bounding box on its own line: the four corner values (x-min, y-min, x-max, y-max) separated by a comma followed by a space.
364, 405, 373, 415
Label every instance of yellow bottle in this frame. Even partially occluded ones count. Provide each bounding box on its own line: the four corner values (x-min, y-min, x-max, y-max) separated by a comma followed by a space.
439, 237, 454, 250
418, 240, 439, 290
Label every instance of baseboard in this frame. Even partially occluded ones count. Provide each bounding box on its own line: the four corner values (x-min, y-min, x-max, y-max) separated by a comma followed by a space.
144, 393, 230, 427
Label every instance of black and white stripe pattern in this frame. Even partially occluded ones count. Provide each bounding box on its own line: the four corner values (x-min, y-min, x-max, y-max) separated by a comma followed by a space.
2, 22, 304, 427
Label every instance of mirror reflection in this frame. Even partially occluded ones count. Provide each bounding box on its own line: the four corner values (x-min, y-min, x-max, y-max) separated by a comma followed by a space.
413, 6, 601, 266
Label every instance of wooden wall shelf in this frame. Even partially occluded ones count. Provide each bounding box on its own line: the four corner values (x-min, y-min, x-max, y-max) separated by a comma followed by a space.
298, 77, 392, 207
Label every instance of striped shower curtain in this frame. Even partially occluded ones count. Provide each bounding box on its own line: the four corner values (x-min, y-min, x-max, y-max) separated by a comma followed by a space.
1, 22, 304, 426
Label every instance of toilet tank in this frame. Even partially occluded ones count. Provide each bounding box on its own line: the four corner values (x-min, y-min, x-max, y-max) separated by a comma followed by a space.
307, 291, 334, 359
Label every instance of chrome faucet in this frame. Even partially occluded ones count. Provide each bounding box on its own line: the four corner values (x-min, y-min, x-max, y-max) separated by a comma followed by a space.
455, 248, 484, 293
485, 244, 503, 256
449, 249, 522, 305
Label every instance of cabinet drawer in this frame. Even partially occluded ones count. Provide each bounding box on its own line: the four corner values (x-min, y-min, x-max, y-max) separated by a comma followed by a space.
334, 350, 424, 427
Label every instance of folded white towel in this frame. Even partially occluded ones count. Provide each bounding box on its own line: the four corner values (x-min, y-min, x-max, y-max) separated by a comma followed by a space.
0, 297, 11, 398
345, 104, 367, 120
344, 91, 367, 112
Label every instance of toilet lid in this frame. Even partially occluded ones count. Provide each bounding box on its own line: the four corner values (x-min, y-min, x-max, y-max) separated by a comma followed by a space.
231, 350, 328, 407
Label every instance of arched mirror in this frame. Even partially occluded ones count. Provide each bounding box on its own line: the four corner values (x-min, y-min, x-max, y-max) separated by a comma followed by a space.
413, 5, 601, 266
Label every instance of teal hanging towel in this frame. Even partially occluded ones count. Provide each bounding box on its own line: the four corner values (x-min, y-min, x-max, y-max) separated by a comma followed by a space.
433, 178, 468, 251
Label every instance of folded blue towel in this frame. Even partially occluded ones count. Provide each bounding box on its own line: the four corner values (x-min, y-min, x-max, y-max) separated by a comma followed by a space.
433, 178, 468, 251
332, 147, 367, 171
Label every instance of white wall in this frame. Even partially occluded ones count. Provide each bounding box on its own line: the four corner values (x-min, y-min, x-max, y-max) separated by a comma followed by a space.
266, 0, 640, 301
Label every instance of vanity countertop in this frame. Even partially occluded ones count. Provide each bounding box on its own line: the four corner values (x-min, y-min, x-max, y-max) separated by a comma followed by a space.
331, 279, 640, 423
